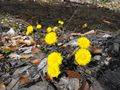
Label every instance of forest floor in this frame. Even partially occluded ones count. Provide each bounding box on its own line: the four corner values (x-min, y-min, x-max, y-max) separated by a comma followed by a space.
0, 1, 120, 90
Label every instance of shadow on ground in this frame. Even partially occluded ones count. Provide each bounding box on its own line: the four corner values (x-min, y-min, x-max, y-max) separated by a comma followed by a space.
0, 1, 120, 33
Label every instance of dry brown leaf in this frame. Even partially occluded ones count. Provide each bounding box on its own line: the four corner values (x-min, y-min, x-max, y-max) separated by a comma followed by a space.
31, 59, 41, 65
15, 40, 21, 45
19, 75, 29, 84
0, 83, 6, 88
21, 54, 33, 59
89, 46, 102, 54
44, 75, 52, 81
66, 70, 80, 78
32, 47, 40, 54
0, 54, 5, 60
19, 40, 35, 46
79, 80, 90, 90
4, 46, 17, 51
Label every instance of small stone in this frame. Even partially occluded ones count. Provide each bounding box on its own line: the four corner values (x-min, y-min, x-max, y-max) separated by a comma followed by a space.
106, 57, 111, 61
70, 36, 74, 40
103, 34, 111, 38
57, 43, 63, 46
93, 55, 101, 61
104, 61, 109, 65
68, 78, 80, 90
85, 69, 92, 75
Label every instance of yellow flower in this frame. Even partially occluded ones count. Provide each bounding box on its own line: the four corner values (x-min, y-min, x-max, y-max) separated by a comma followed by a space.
47, 66, 61, 78
27, 25, 33, 32
26, 25, 33, 35
45, 32, 57, 44
26, 31, 30, 35
77, 37, 90, 49
75, 49, 91, 66
58, 20, 64, 25
47, 27, 52, 33
36, 24, 42, 29
47, 52, 63, 66
53, 26, 58, 31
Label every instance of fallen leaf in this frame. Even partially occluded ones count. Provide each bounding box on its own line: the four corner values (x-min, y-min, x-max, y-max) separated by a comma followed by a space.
19, 40, 35, 46
19, 75, 29, 84
89, 46, 102, 54
66, 70, 80, 78
0, 83, 5, 88
0, 54, 5, 60
4, 46, 17, 51
31, 59, 41, 65
21, 54, 33, 59
79, 80, 90, 90
44, 75, 52, 81
32, 47, 40, 54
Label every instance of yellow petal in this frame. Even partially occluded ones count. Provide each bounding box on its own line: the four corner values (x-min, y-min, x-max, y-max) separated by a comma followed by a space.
45, 32, 57, 44
47, 27, 52, 33
36, 24, 42, 29
47, 52, 63, 66
27, 25, 33, 32
77, 37, 90, 49
53, 26, 58, 31
58, 20, 64, 25
47, 66, 61, 78
75, 49, 91, 66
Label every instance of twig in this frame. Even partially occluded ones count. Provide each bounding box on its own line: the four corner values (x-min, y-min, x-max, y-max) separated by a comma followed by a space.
71, 30, 96, 36
63, 4, 79, 31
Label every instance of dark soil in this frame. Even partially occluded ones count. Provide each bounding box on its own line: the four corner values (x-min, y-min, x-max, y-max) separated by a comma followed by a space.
0, 1, 120, 33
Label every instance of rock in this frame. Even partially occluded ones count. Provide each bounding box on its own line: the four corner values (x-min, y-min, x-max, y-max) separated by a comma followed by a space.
91, 81, 104, 90
68, 78, 80, 90
103, 34, 111, 38
93, 55, 101, 61
47, 83, 57, 90
104, 61, 109, 65
113, 43, 119, 53
58, 77, 80, 90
